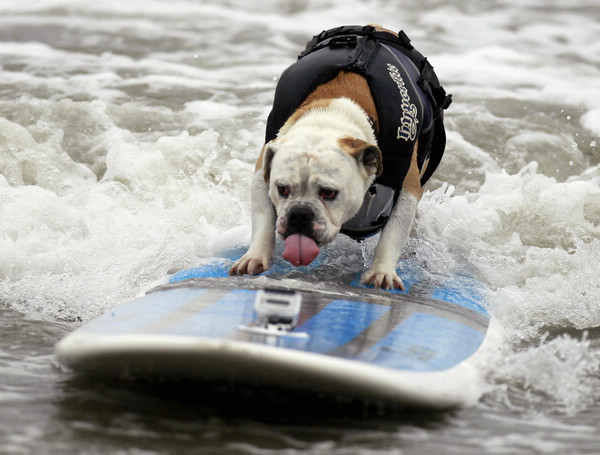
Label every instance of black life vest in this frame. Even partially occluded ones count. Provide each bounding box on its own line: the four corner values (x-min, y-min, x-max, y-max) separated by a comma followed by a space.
265, 25, 452, 239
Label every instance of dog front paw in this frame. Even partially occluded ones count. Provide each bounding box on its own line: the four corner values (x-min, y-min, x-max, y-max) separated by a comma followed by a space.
229, 252, 271, 276
361, 267, 405, 291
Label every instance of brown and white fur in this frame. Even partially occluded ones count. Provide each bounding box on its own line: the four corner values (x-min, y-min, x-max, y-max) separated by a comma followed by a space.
229, 29, 424, 290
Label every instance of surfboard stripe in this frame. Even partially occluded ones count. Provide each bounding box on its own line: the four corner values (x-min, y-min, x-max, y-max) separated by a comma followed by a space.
293, 300, 390, 353
165, 289, 256, 337
430, 275, 489, 316
430, 288, 488, 316
81, 288, 209, 335
135, 289, 230, 334
329, 302, 413, 357
355, 312, 485, 371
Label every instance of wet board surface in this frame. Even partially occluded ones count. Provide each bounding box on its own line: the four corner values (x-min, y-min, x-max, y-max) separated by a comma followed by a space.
55, 254, 490, 410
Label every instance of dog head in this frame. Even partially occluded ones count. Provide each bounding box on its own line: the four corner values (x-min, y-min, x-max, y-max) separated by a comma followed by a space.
263, 135, 382, 249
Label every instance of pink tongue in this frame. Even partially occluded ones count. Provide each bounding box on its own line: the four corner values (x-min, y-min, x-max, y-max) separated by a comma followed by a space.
282, 233, 320, 266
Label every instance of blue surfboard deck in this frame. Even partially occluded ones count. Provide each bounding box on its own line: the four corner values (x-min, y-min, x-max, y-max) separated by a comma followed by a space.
55, 253, 490, 410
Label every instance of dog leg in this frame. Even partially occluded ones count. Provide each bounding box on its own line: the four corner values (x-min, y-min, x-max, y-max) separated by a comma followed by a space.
229, 170, 276, 275
360, 191, 418, 290
361, 146, 423, 290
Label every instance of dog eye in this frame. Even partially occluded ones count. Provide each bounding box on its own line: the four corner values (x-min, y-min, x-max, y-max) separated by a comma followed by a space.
319, 188, 338, 201
277, 185, 290, 198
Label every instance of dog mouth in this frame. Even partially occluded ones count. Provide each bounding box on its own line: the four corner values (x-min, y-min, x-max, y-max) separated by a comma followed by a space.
282, 233, 320, 266
279, 206, 326, 267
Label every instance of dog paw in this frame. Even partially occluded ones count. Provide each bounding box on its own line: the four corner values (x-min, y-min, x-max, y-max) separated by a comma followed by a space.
229, 253, 271, 276
361, 267, 405, 291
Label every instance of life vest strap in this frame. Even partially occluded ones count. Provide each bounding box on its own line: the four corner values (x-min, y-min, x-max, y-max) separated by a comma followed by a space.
300, 25, 452, 120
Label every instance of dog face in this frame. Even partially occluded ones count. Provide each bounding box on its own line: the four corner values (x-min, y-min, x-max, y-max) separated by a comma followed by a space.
263, 136, 382, 246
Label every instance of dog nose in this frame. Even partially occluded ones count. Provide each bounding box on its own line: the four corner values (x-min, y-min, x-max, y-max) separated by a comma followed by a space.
287, 207, 314, 236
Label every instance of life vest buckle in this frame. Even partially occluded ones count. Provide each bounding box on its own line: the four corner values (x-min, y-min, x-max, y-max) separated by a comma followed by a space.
329, 35, 358, 48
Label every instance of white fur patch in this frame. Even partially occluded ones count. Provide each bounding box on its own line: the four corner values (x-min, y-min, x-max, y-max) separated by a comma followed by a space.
279, 97, 376, 145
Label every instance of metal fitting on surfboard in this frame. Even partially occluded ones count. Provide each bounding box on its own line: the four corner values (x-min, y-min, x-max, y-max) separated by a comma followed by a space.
254, 288, 302, 329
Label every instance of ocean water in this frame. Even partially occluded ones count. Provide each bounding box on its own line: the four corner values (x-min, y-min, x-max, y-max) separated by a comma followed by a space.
1, 0, 599, 454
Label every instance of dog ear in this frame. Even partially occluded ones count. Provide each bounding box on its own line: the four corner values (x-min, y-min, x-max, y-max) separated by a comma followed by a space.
339, 138, 383, 177
262, 143, 277, 183
358, 144, 383, 177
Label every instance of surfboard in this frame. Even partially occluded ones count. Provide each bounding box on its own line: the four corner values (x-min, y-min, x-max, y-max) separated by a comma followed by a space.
55, 252, 491, 411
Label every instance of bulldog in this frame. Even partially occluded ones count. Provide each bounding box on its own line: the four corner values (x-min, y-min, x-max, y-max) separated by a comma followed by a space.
230, 25, 451, 290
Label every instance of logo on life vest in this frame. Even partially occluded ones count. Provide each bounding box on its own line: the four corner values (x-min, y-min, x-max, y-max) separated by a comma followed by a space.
386, 63, 418, 142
